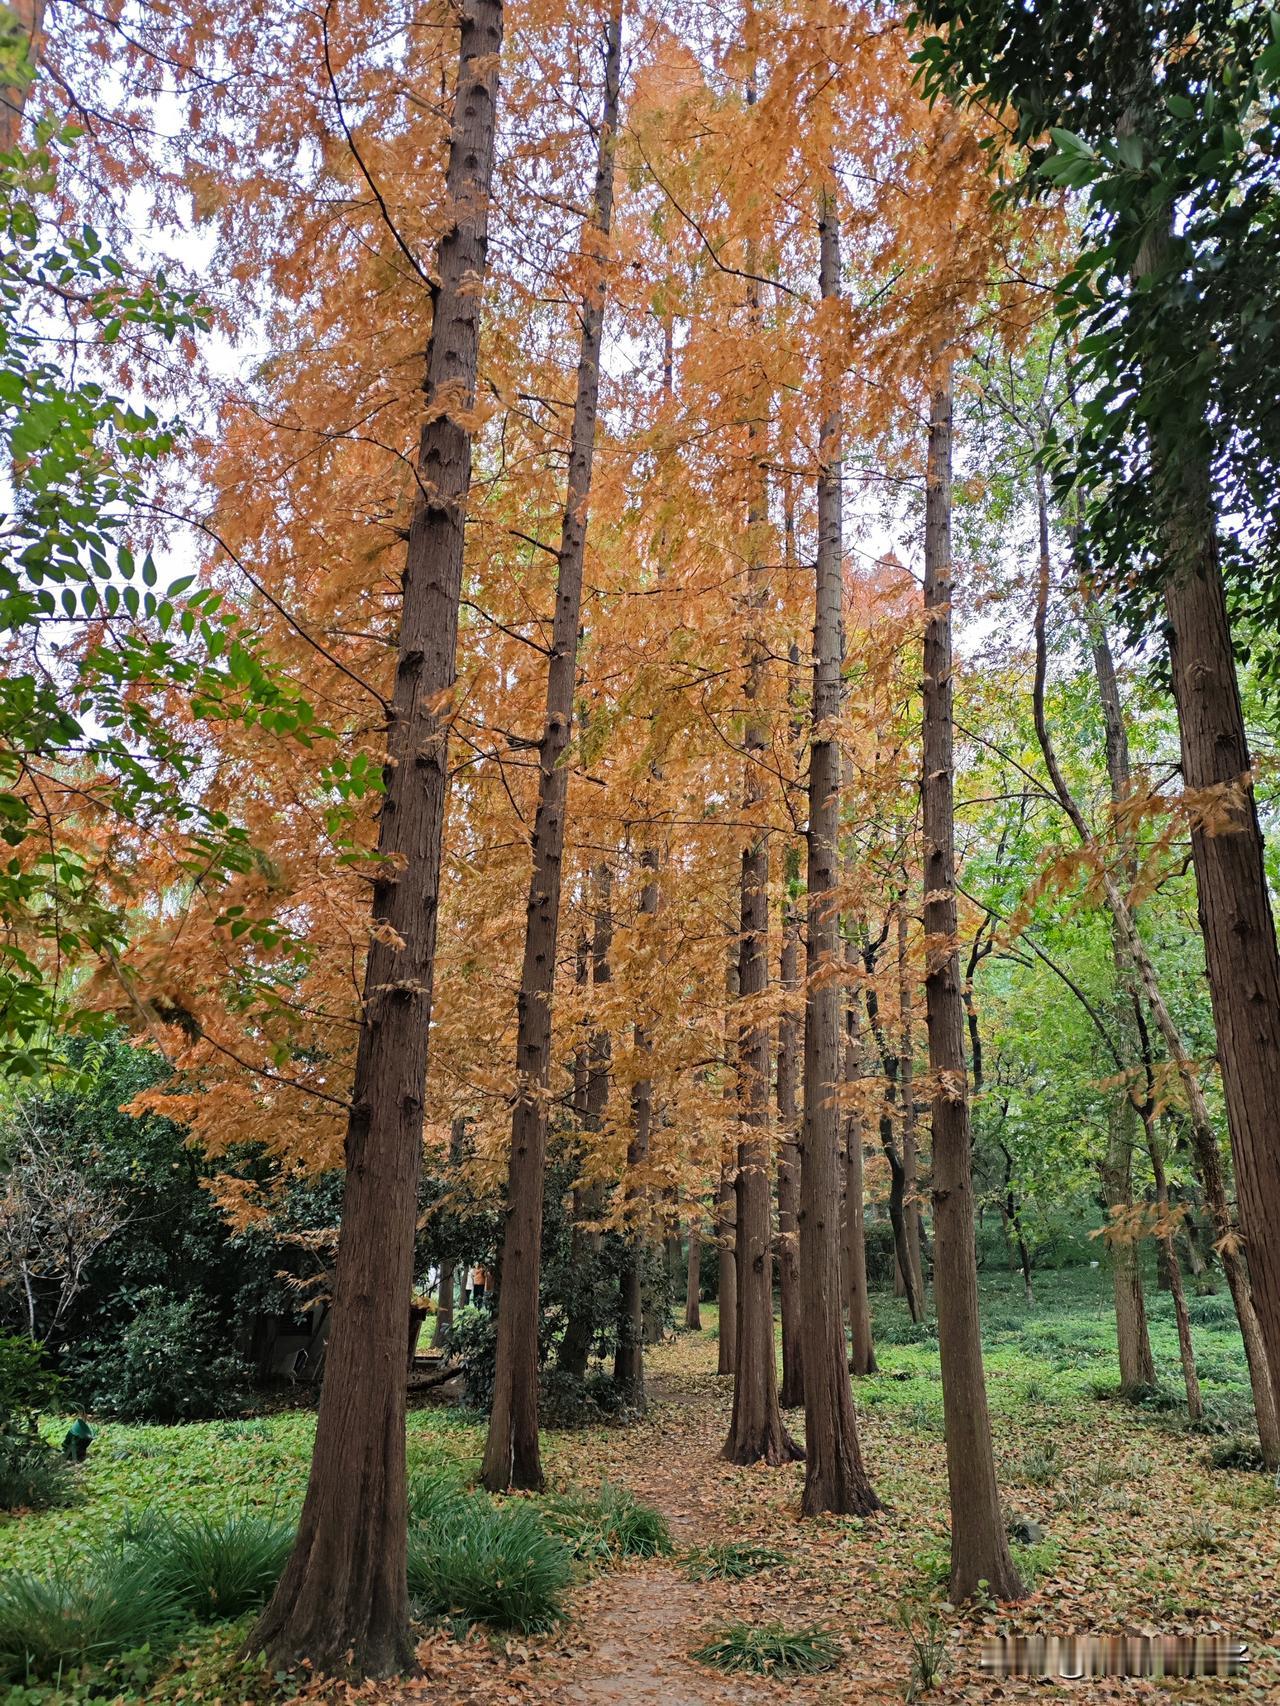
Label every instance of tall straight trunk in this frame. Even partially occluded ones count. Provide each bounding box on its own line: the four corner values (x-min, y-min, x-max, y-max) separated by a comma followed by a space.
1075, 590, 1279, 1460
722, 375, 794, 1462
796, 188, 877, 1514
842, 783, 877, 1375
896, 899, 925, 1300
249, 4, 503, 1676
861, 945, 924, 1323
685, 1223, 702, 1329
615, 848, 658, 1398
716, 955, 738, 1374
1032, 477, 1156, 1395
777, 881, 804, 1408
433, 1116, 467, 1349
998, 1141, 1034, 1305
559, 879, 612, 1379
1139, 1042, 1202, 1420
481, 8, 622, 1492
921, 365, 1023, 1603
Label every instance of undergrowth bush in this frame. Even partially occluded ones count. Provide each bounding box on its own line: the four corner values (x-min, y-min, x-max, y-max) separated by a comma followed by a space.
0, 1430, 73, 1513
542, 1482, 670, 1562
682, 1542, 785, 1580
407, 1493, 571, 1631
69, 1292, 249, 1424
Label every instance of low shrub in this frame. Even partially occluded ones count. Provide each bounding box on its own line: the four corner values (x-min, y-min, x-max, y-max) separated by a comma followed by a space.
876, 1316, 937, 1347
444, 1306, 498, 1413
0, 1431, 74, 1513
0, 1552, 180, 1684
539, 1368, 642, 1430
1209, 1434, 1267, 1472
407, 1496, 571, 1631
68, 1292, 249, 1424
1186, 1293, 1236, 1327
682, 1542, 785, 1581
690, 1623, 841, 1676
136, 1511, 295, 1621
543, 1482, 670, 1563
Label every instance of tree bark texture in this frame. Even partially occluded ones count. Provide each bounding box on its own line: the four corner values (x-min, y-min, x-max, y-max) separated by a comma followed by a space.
481, 7, 622, 1492
796, 191, 878, 1514
249, 3, 503, 1677
921, 367, 1023, 1603
777, 885, 804, 1408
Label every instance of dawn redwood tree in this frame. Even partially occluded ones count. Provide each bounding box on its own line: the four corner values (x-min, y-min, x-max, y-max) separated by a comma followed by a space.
615, 847, 659, 1399
248, 0, 504, 1675
777, 882, 804, 1408
921, 362, 1023, 1603
896, 898, 926, 1299
796, 187, 879, 1515
482, 0, 623, 1492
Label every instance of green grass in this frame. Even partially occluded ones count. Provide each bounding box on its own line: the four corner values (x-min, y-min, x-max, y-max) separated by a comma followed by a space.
681, 1541, 786, 1580
542, 1482, 671, 1563
406, 1494, 572, 1632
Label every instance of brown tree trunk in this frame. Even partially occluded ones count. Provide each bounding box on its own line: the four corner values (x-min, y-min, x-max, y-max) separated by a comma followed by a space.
897, 899, 926, 1301
685, 1223, 702, 1330
248, 3, 503, 1677
559, 881, 612, 1380
1144, 1098, 1202, 1420
432, 1115, 467, 1349
921, 365, 1023, 1603
796, 188, 877, 1513
861, 944, 924, 1323
481, 8, 622, 1492
1032, 483, 1156, 1396
777, 880, 805, 1409
842, 790, 877, 1376
716, 953, 739, 1376
615, 847, 658, 1399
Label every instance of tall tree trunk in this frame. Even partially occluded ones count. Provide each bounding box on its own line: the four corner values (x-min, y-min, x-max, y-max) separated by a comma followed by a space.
796, 187, 877, 1513
249, 3, 503, 1676
777, 880, 805, 1408
921, 364, 1023, 1603
842, 787, 877, 1376
685, 1223, 702, 1330
998, 1141, 1034, 1306
432, 1116, 467, 1349
481, 8, 622, 1492
615, 848, 658, 1399
1139, 1040, 1202, 1420
717, 955, 738, 1376
559, 881, 612, 1379
1032, 481, 1157, 1395
896, 898, 925, 1302
861, 945, 924, 1323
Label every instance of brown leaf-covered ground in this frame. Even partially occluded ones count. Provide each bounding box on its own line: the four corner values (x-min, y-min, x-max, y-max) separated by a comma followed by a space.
359, 1300, 1279, 1706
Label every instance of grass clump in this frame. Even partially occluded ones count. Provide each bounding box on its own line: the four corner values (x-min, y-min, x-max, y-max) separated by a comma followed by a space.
137, 1511, 295, 1621
1016, 1442, 1061, 1486
901, 1606, 949, 1700
542, 1482, 670, 1564
682, 1541, 785, 1581
0, 1432, 74, 1513
0, 1552, 179, 1684
407, 1494, 571, 1632
690, 1623, 841, 1676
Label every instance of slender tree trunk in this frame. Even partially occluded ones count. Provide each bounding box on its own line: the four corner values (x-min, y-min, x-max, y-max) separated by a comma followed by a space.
896, 899, 925, 1302
432, 1116, 467, 1349
717, 954, 738, 1376
777, 882, 805, 1409
248, 4, 503, 1676
998, 1141, 1034, 1306
559, 883, 612, 1379
921, 365, 1023, 1603
796, 189, 877, 1513
842, 792, 877, 1376
861, 952, 924, 1323
481, 9, 622, 1492
1144, 1100, 1202, 1420
615, 847, 659, 1400
685, 1223, 702, 1329
1032, 483, 1156, 1395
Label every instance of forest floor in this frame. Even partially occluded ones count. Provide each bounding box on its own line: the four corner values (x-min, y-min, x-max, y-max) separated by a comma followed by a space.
6, 1268, 1279, 1703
